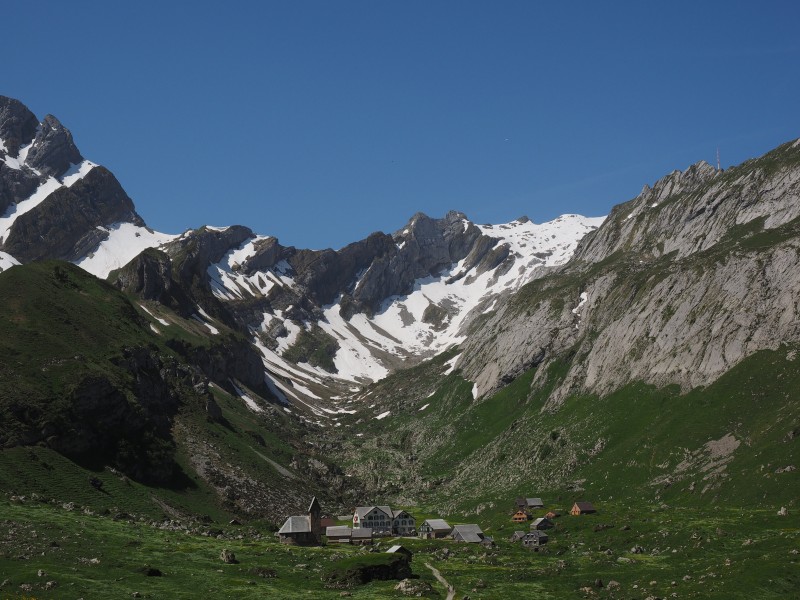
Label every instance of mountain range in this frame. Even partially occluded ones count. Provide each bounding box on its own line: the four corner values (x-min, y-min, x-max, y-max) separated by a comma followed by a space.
1, 94, 798, 524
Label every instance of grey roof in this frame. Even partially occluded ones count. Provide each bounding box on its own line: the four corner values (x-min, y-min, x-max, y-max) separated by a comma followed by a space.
422, 518, 451, 531
278, 515, 310, 534
387, 545, 412, 554
351, 527, 373, 539
525, 530, 547, 538
308, 496, 320, 513
325, 526, 351, 537
573, 501, 596, 512
527, 497, 544, 506
354, 506, 392, 519
452, 524, 484, 543
531, 517, 554, 529
392, 509, 412, 519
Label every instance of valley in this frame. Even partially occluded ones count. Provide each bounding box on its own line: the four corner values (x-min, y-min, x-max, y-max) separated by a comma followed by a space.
1, 95, 799, 598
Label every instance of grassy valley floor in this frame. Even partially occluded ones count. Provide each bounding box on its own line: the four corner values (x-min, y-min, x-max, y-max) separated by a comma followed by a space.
1, 495, 798, 599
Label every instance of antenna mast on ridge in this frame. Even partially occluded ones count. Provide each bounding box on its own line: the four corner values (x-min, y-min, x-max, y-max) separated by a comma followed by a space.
716, 147, 721, 171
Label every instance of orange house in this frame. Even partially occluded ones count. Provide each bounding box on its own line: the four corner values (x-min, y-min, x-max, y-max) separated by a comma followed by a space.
511, 510, 529, 523
570, 501, 596, 515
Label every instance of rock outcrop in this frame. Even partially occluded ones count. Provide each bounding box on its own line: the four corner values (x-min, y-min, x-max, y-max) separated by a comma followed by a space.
23, 114, 82, 177
459, 139, 800, 403
3, 166, 144, 262
0, 95, 39, 157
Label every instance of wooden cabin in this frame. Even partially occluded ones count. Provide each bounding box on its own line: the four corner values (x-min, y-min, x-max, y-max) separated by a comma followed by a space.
325, 526, 352, 544
512, 510, 530, 523
516, 497, 544, 510
570, 501, 597, 515
351, 527, 374, 545
531, 517, 554, 530
451, 524, 484, 543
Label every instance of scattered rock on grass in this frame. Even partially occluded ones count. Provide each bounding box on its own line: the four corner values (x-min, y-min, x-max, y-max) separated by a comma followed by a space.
220, 549, 238, 564
249, 566, 277, 578
394, 578, 433, 595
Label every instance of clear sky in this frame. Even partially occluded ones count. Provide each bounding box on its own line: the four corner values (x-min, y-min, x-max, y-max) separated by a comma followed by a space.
5, 1, 799, 249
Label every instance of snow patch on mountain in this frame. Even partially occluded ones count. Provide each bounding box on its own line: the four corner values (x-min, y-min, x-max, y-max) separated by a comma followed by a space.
194, 213, 605, 412
139, 304, 170, 326
62, 160, 97, 187
0, 251, 19, 272
0, 176, 63, 241
476, 214, 606, 267
75, 223, 177, 278
0, 158, 98, 246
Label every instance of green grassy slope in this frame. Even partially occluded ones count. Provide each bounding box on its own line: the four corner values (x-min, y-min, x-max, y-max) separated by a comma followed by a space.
0, 261, 331, 524
335, 345, 798, 513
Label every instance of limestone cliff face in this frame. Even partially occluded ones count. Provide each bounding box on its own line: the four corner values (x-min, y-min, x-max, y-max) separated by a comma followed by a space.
572, 153, 800, 264
459, 139, 800, 403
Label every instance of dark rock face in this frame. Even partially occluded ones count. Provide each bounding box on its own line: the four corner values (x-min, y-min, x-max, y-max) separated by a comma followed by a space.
0, 95, 39, 157
1, 96, 147, 266
0, 161, 40, 217
35, 346, 188, 484
240, 237, 286, 274
172, 210, 509, 337
166, 336, 269, 397
2, 166, 144, 261
24, 114, 83, 177
343, 211, 495, 315
289, 231, 397, 308
167, 226, 254, 283
110, 249, 194, 315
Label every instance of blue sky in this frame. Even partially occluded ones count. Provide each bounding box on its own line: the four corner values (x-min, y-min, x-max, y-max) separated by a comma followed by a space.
5, 1, 799, 249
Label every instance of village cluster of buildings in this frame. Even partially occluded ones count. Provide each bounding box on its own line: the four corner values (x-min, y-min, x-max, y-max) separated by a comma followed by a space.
276, 496, 597, 549
507, 497, 597, 550
276, 498, 493, 547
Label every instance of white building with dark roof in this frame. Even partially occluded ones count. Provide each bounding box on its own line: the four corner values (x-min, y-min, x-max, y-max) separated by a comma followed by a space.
418, 519, 452, 539
353, 505, 393, 536
392, 509, 416, 536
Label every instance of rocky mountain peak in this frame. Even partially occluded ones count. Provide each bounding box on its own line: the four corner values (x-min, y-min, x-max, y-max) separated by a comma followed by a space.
0, 95, 39, 157
2, 166, 145, 262
644, 160, 718, 205
166, 225, 255, 281
24, 114, 83, 177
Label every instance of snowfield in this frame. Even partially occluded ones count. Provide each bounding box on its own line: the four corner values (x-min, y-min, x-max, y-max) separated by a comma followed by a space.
197, 213, 604, 414
76, 223, 177, 278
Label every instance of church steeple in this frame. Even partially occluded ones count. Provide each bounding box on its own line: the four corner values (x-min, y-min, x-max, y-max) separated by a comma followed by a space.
308, 496, 322, 541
